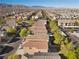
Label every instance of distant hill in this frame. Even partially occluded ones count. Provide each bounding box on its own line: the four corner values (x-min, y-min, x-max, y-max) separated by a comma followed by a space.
32, 6, 45, 8
0, 4, 54, 9
30, 6, 56, 9
0, 3, 30, 17
30, 6, 47, 9
0, 3, 29, 8
0, 3, 12, 7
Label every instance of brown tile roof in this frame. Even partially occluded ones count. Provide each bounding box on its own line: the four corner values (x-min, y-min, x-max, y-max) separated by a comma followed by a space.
23, 40, 48, 49
28, 53, 61, 59
23, 20, 48, 49
26, 20, 48, 41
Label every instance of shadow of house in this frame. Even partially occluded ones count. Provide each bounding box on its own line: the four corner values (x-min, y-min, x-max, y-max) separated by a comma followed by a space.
8, 37, 22, 50
0, 31, 22, 59
0, 45, 14, 59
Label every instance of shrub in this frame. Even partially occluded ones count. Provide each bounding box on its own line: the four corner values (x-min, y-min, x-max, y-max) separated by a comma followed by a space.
6, 27, 17, 34
0, 19, 5, 26
19, 28, 28, 37
8, 54, 21, 59
29, 18, 34, 26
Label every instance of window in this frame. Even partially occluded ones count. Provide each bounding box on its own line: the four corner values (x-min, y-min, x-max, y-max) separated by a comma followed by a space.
65, 23, 68, 26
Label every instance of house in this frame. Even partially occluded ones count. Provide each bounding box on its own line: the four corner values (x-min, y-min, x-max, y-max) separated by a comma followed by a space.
58, 19, 79, 27
23, 20, 49, 55
23, 40, 48, 55
27, 53, 61, 59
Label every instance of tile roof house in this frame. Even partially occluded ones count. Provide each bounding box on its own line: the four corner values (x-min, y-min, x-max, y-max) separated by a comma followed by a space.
27, 53, 61, 59
58, 19, 79, 27
23, 20, 49, 54
23, 40, 48, 54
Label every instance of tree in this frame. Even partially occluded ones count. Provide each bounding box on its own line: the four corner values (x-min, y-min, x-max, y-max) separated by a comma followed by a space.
76, 47, 79, 59
49, 20, 59, 32
29, 18, 34, 26
74, 21, 79, 26
19, 28, 28, 37
6, 27, 17, 34
48, 20, 64, 45
60, 42, 77, 59
49, 19, 78, 59
54, 31, 64, 44
0, 19, 5, 26
68, 28, 75, 33
16, 19, 22, 25
64, 38, 69, 44
67, 51, 77, 59
8, 54, 21, 59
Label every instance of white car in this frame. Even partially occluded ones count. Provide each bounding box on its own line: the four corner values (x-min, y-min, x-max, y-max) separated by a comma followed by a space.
49, 33, 54, 37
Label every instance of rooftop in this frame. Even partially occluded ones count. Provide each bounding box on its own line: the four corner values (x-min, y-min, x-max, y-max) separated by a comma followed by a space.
23, 40, 48, 49
25, 20, 48, 41
27, 53, 61, 59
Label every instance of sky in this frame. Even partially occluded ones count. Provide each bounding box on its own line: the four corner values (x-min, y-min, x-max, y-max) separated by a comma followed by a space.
0, 0, 79, 8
